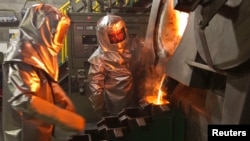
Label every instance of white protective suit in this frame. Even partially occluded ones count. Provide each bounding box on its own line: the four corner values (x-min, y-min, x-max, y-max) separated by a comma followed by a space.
88, 14, 143, 116
2, 4, 85, 141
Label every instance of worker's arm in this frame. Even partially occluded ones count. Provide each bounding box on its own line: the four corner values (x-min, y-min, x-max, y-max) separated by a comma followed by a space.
7, 63, 85, 132
88, 51, 108, 116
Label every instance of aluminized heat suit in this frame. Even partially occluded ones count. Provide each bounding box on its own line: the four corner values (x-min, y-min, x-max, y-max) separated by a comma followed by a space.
88, 14, 143, 116
2, 4, 85, 141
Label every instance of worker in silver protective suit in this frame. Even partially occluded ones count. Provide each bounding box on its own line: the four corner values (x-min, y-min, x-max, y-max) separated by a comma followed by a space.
2, 4, 85, 141
88, 14, 143, 116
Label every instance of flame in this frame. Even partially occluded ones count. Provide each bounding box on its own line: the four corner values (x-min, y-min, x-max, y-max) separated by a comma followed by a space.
145, 74, 169, 105
176, 11, 189, 36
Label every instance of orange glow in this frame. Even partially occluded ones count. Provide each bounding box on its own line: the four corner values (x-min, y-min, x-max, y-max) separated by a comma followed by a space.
175, 11, 189, 36
157, 74, 166, 104
145, 74, 169, 105
53, 16, 70, 46
112, 21, 123, 31
30, 96, 85, 132
145, 95, 169, 105
31, 56, 46, 68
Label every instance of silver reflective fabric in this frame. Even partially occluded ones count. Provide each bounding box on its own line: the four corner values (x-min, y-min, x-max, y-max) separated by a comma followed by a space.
96, 14, 129, 52
2, 4, 71, 141
88, 14, 143, 116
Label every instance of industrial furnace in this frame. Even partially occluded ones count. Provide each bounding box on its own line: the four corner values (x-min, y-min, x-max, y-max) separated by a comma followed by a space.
67, 12, 149, 122
165, 0, 250, 141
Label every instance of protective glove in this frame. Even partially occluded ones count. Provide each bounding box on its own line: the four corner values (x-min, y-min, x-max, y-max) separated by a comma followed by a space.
89, 94, 109, 117
51, 82, 76, 112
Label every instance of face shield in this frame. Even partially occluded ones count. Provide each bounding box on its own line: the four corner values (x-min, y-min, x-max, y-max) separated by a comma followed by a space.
96, 14, 129, 51
52, 15, 70, 47
45, 10, 70, 54
107, 26, 126, 44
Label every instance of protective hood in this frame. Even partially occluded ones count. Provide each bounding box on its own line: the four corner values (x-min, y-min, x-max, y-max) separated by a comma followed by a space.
96, 14, 129, 52
5, 3, 70, 81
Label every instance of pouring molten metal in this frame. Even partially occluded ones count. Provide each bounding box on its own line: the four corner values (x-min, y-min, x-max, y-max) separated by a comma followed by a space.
145, 74, 169, 105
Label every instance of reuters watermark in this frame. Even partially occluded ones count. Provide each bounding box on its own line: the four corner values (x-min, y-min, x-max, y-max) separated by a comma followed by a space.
208, 125, 250, 140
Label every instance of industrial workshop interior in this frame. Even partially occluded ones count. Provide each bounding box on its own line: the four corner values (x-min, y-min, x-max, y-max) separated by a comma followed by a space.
0, 0, 250, 141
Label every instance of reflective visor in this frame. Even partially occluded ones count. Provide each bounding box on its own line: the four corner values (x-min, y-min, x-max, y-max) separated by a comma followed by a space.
53, 16, 70, 45
108, 27, 126, 44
